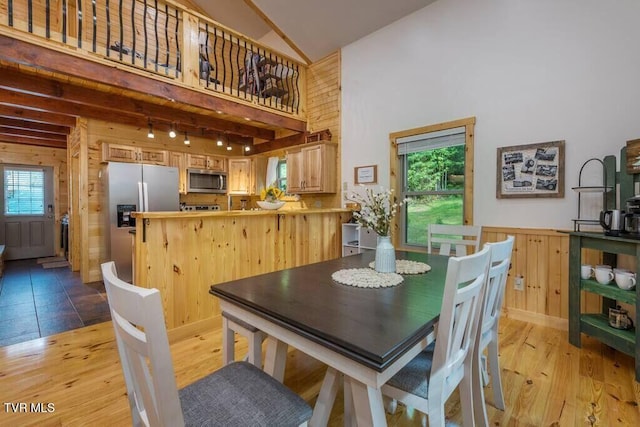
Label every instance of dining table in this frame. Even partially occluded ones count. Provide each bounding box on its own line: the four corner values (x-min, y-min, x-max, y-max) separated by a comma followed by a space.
210, 250, 450, 426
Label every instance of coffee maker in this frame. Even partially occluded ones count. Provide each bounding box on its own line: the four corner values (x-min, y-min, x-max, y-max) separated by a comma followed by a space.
624, 195, 640, 238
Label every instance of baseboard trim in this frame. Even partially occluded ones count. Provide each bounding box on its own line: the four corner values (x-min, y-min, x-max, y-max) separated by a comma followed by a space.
503, 307, 568, 331
167, 316, 219, 344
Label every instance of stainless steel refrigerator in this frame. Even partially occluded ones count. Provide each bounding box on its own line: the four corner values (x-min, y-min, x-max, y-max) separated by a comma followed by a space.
103, 162, 179, 282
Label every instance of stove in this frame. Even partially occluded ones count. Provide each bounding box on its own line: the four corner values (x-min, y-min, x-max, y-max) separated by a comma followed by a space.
180, 204, 221, 211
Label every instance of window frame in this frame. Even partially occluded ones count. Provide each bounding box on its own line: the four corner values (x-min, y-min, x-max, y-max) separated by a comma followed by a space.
389, 117, 476, 249
3, 166, 46, 216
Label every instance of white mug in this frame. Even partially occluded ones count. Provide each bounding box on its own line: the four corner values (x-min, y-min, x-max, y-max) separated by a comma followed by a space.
594, 267, 614, 285
615, 271, 636, 290
581, 265, 593, 280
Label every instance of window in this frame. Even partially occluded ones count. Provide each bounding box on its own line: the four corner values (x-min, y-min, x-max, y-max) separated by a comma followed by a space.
276, 159, 287, 191
4, 167, 45, 215
391, 118, 475, 248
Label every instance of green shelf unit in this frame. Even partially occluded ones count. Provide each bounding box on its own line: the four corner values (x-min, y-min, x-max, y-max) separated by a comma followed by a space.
580, 313, 635, 356
581, 279, 636, 305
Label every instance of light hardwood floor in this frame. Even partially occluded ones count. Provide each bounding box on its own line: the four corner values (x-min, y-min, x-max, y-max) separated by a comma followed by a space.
0, 315, 638, 426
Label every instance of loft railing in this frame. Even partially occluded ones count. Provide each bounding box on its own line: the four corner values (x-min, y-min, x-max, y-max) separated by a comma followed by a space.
0, 0, 304, 116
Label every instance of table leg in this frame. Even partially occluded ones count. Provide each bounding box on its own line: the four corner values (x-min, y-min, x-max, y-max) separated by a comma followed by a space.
310, 367, 341, 426
222, 316, 234, 365
347, 377, 387, 427
263, 336, 287, 382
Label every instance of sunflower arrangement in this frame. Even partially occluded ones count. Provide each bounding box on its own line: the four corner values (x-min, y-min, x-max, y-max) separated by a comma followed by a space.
260, 185, 283, 202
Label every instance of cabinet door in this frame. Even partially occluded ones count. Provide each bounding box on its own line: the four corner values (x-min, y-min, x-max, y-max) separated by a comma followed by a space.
228, 158, 253, 195
208, 155, 227, 172
169, 152, 187, 194
139, 148, 168, 165
287, 150, 303, 192
187, 154, 208, 169
302, 145, 323, 192
102, 143, 138, 163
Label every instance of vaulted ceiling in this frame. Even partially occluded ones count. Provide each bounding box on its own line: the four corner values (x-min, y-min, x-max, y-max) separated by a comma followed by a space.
0, 0, 434, 150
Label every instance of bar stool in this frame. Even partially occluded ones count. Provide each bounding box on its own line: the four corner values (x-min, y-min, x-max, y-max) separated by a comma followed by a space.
222, 311, 266, 367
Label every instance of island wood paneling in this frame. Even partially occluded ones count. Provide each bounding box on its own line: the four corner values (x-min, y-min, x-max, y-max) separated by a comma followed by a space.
0, 141, 68, 258
134, 210, 348, 330
482, 226, 604, 329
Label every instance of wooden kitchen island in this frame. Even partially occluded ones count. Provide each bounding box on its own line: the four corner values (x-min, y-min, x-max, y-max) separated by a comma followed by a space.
131, 208, 350, 335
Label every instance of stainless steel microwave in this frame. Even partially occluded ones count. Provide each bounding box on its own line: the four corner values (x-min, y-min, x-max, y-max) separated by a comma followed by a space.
186, 168, 227, 193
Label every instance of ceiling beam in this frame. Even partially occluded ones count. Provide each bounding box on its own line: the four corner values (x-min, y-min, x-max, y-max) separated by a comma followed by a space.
251, 132, 306, 154
0, 134, 66, 149
0, 126, 67, 141
0, 105, 77, 127
0, 34, 306, 133
0, 68, 276, 140
0, 117, 71, 135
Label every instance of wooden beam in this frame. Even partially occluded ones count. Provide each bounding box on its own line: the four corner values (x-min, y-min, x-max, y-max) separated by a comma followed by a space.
0, 104, 77, 127
0, 117, 70, 135
0, 67, 275, 139
243, 0, 312, 65
0, 134, 66, 149
0, 126, 67, 141
0, 35, 306, 133
251, 132, 306, 154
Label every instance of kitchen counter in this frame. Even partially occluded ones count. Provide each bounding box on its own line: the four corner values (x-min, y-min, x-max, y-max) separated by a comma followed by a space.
132, 207, 349, 219
131, 208, 351, 333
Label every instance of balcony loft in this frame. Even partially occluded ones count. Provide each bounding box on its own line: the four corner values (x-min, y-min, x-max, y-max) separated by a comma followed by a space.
0, 0, 309, 152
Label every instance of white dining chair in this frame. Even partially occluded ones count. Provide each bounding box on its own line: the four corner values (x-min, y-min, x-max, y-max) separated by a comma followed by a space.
381, 245, 492, 427
473, 235, 515, 425
427, 224, 482, 256
101, 261, 311, 427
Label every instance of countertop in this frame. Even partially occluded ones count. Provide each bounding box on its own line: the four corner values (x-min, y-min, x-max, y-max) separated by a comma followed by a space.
132, 208, 351, 219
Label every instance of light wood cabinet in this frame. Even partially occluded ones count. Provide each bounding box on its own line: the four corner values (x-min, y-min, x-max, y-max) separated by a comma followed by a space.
228, 157, 254, 195
187, 153, 226, 172
169, 151, 187, 194
286, 142, 336, 193
101, 142, 168, 165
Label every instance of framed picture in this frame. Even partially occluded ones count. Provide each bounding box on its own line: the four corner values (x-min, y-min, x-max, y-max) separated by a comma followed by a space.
625, 139, 640, 174
496, 140, 565, 199
354, 165, 378, 184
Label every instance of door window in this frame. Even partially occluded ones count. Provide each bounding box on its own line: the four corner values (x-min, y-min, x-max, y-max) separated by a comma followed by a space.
4, 167, 45, 215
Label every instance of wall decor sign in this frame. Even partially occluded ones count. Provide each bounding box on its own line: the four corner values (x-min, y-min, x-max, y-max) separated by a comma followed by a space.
496, 140, 565, 199
625, 138, 640, 174
354, 165, 378, 184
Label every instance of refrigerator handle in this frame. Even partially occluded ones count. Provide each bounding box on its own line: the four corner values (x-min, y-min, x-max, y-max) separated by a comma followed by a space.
143, 182, 149, 212
138, 181, 144, 212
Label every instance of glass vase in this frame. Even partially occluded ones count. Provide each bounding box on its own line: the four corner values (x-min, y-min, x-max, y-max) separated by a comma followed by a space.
375, 235, 396, 273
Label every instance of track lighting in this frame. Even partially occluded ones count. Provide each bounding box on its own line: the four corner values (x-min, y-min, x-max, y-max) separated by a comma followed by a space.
169, 124, 176, 138
226, 142, 232, 151
244, 145, 250, 152
217, 135, 223, 146
147, 120, 154, 139
184, 131, 190, 145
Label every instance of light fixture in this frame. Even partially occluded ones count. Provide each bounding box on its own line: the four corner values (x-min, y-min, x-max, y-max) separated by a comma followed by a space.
147, 120, 154, 139
226, 142, 232, 151
169, 124, 176, 138
183, 131, 190, 145
216, 135, 223, 146
244, 145, 250, 152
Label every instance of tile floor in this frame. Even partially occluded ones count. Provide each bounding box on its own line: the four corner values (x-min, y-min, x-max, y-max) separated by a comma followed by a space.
0, 259, 111, 347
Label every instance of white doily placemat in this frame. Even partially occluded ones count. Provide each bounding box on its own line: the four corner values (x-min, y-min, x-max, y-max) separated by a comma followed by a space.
368, 260, 431, 275
331, 268, 404, 288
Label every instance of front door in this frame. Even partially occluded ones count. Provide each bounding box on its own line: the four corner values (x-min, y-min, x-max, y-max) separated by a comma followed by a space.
0, 165, 55, 260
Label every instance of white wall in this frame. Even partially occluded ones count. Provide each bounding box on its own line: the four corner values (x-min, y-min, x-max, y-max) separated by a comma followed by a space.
341, 0, 640, 229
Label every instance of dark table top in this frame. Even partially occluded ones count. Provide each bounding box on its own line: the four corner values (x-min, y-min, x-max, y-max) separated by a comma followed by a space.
210, 250, 449, 372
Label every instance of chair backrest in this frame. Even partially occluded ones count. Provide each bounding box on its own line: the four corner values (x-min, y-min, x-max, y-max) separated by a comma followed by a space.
478, 236, 515, 342
427, 224, 482, 256
101, 261, 185, 427
430, 245, 491, 401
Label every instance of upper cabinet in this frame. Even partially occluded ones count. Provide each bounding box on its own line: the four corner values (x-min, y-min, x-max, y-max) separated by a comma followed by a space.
187, 154, 226, 172
286, 142, 337, 193
228, 157, 254, 195
101, 142, 168, 165
169, 152, 187, 194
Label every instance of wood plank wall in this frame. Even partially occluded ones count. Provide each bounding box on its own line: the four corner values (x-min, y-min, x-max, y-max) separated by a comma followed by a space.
482, 226, 603, 330
0, 142, 68, 258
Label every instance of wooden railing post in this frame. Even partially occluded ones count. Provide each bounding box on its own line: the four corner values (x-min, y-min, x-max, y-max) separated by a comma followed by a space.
181, 11, 199, 88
